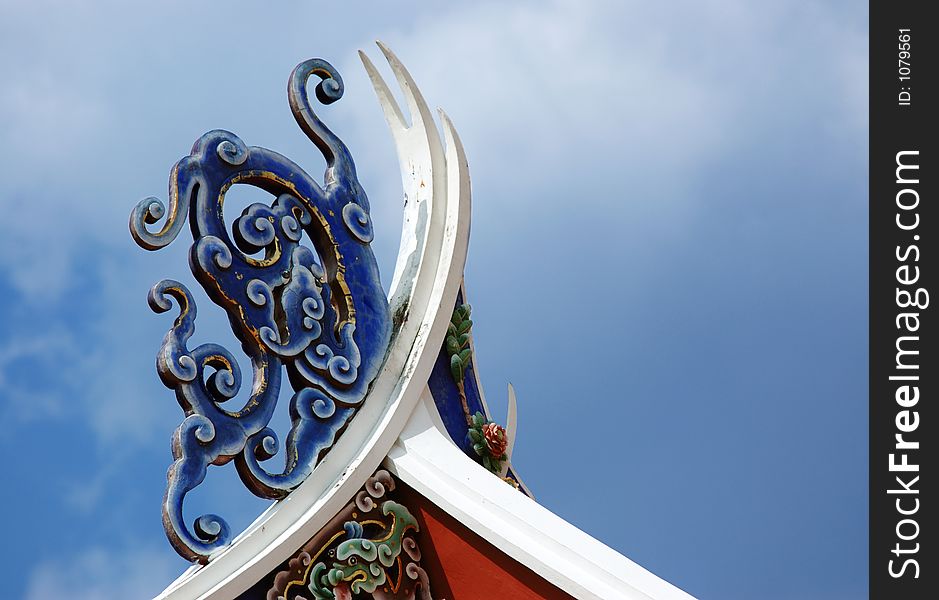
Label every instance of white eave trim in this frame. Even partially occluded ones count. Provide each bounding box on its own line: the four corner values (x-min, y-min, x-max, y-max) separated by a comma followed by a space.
385, 390, 699, 600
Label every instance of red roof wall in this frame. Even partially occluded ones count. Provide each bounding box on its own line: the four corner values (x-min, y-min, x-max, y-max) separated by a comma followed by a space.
396, 481, 576, 600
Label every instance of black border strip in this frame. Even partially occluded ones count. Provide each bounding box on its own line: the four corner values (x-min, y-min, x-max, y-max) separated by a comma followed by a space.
870, 2, 934, 597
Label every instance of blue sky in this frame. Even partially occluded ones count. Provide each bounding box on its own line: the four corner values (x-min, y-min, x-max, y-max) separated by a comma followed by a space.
0, 1, 867, 599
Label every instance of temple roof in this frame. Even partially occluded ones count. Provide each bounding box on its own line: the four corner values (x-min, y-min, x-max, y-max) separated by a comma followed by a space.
131, 42, 695, 600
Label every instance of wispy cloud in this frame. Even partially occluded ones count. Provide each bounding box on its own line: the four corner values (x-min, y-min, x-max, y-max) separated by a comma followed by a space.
349, 0, 866, 191
0, 333, 75, 421
23, 546, 179, 600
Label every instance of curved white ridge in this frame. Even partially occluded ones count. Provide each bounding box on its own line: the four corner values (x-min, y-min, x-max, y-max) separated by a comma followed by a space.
500, 382, 518, 477
154, 42, 471, 600
360, 41, 447, 315
387, 391, 699, 600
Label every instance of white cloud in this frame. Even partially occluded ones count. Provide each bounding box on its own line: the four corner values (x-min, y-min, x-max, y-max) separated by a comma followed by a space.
0, 250, 180, 449
0, 67, 107, 165
23, 546, 179, 600
331, 0, 868, 255
0, 333, 74, 421
345, 0, 737, 190
63, 445, 132, 514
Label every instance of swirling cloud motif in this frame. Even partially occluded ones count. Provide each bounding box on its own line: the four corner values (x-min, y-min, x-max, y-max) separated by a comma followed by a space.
130, 58, 392, 563
262, 470, 437, 600
323, 501, 420, 595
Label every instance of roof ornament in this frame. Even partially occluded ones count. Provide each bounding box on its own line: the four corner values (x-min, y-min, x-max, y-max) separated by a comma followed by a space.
129, 43, 696, 600
130, 58, 392, 563
268, 469, 434, 600
445, 304, 515, 480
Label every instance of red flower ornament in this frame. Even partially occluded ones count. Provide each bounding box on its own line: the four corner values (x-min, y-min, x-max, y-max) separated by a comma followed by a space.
482, 422, 508, 458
